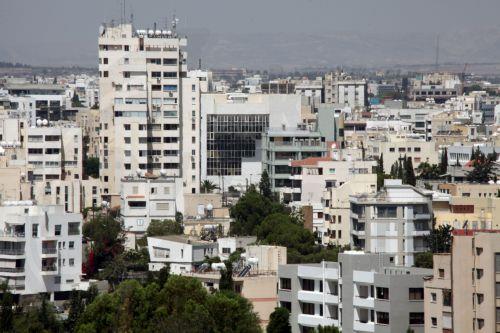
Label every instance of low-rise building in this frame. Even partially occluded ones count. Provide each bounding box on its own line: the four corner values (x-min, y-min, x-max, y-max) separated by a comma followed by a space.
147, 234, 218, 274
350, 179, 432, 266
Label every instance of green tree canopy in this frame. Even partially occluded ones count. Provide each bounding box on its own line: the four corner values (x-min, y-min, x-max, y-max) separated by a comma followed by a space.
259, 169, 272, 199
414, 252, 433, 269
146, 219, 183, 237
230, 185, 286, 236
76, 276, 262, 333
200, 180, 218, 193
425, 224, 453, 253
267, 307, 291, 333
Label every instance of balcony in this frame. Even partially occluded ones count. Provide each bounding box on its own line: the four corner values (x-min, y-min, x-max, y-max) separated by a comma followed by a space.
41, 265, 57, 274
353, 321, 375, 332
42, 247, 57, 255
0, 248, 25, 257
298, 290, 323, 303
353, 296, 375, 308
0, 231, 25, 241
297, 314, 337, 328
0, 267, 25, 276
413, 213, 431, 220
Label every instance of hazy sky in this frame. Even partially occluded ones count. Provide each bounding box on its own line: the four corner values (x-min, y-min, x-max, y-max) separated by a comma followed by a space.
1, 0, 500, 68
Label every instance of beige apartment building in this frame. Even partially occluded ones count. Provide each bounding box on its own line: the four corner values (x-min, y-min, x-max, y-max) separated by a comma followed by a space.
424, 230, 500, 333
367, 134, 439, 173
98, 23, 201, 199
75, 108, 100, 158
322, 173, 377, 245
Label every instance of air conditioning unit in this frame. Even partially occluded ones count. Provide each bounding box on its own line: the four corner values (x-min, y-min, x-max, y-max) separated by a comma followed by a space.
168, 92, 173, 97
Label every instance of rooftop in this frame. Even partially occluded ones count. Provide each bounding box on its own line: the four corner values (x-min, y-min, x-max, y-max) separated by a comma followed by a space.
149, 234, 216, 246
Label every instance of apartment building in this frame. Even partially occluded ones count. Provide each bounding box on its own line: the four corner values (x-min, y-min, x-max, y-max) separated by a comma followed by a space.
424, 230, 500, 333
408, 73, 462, 103
4, 83, 69, 121
323, 174, 377, 246
120, 174, 183, 247
27, 124, 82, 182
0, 203, 84, 299
147, 234, 218, 274
98, 23, 201, 198
75, 108, 100, 158
324, 72, 368, 108
367, 134, 439, 173
278, 252, 431, 333
200, 93, 302, 190
350, 179, 432, 266
262, 127, 327, 193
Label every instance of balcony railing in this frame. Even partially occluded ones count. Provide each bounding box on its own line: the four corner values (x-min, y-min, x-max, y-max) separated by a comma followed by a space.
0, 231, 25, 238
42, 247, 57, 254
0, 267, 25, 273
41, 265, 57, 272
0, 249, 25, 255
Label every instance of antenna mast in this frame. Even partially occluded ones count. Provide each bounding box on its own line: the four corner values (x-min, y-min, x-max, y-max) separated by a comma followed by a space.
435, 34, 440, 71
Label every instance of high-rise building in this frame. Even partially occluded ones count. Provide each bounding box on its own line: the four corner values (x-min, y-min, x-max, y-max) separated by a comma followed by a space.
98, 23, 201, 200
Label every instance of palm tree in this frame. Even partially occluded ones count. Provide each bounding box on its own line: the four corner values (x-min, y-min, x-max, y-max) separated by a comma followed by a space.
200, 180, 218, 193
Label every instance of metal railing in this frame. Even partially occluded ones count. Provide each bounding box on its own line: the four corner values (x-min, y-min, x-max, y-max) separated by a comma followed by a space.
0, 267, 25, 273
0, 249, 24, 255
42, 248, 57, 254
41, 265, 57, 272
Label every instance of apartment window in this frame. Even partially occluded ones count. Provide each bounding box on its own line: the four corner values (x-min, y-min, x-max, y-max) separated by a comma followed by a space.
477, 318, 484, 329
103, 58, 108, 64
69, 258, 75, 267
137, 219, 144, 226
163, 72, 177, 78
192, 163, 196, 169
409, 312, 424, 325
32, 224, 39, 238
54, 276, 61, 284
495, 253, 500, 272
438, 269, 445, 278
301, 302, 315, 315
376, 287, 389, 300
431, 317, 437, 327
476, 293, 484, 304
192, 123, 195, 130
377, 206, 397, 218
496, 307, 500, 324
124, 124, 131, 130
69, 241, 74, 249
301, 279, 315, 291
280, 301, 292, 312
124, 137, 131, 144
280, 278, 291, 290
124, 163, 131, 170
163, 187, 170, 195
376, 312, 389, 325
68, 222, 80, 235
409, 288, 424, 300
128, 201, 146, 208
103, 71, 109, 77
431, 292, 436, 302
123, 72, 130, 78
124, 45, 129, 51
496, 282, 500, 297
151, 71, 161, 78
476, 268, 484, 280
192, 137, 196, 144
156, 203, 169, 210
443, 289, 452, 307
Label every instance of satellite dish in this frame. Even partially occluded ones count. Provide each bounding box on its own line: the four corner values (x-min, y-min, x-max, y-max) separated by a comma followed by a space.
136, 169, 142, 177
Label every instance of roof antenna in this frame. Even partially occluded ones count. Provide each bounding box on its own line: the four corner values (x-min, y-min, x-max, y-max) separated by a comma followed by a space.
172, 14, 179, 36
435, 34, 440, 71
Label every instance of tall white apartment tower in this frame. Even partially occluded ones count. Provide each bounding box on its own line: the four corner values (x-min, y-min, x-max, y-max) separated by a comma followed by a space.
98, 23, 200, 199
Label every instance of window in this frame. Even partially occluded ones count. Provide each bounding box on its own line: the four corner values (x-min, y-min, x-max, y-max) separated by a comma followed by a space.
137, 219, 144, 226
54, 276, 61, 284
302, 279, 315, 291
377, 206, 397, 218
495, 253, 500, 272
476, 293, 484, 304
156, 203, 169, 210
443, 289, 452, 306
55, 225, 62, 236
376, 287, 389, 300
409, 312, 424, 325
280, 301, 292, 312
439, 268, 445, 278
32, 224, 38, 237
69, 259, 75, 267
476, 268, 484, 280
496, 307, 500, 324
409, 288, 424, 300
222, 247, 231, 254
280, 278, 291, 290
69, 241, 75, 249
301, 302, 315, 315
163, 187, 170, 194
376, 312, 389, 325
68, 222, 80, 235
124, 124, 131, 130
124, 137, 131, 144
103, 71, 109, 77
431, 317, 437, 327
477, 318, 484, 329
431, 292, 436, 302
129, 201, 146, 208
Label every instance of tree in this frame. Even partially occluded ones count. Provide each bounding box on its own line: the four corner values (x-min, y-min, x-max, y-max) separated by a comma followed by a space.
414, 252, 433, 268
376, 154, 390, 190
72, 93, 83, 107
0, 282, 14, 332
439, 147, 448, 174
259, 169, 272, 199
200, 180, 218, 193
405, 156, 416, 186
83, 215, 124, 276
100, 256, 128, 291
466, 149, 493, 183
66, 290, 85, 332
417, 162, 441, 180
317, 326, 340, 333
230, 185, 286, 236
425, 224, 453, 253
83, 157, 99, 179
267, 307, 291, 333
219, 261, 234, 292
397, 159, 404, 180
146, 219, 183, 237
